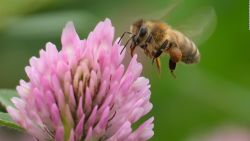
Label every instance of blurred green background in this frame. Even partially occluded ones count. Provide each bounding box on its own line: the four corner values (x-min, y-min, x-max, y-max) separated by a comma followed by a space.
0, 0, 250, 140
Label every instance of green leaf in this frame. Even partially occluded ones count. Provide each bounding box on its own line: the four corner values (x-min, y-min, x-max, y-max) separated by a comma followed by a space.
0, 112, 23, 131
0, 89, 18, 112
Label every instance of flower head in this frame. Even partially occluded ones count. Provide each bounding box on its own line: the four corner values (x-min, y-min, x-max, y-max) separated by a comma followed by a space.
7, 19, 154, 141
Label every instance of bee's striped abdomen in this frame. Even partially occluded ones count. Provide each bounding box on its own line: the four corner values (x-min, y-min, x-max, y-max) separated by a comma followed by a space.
173, 30, 200, 64
181, 40, 200, 64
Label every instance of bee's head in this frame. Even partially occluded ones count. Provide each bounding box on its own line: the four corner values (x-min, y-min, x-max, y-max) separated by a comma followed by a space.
130, 19, 148, 46
119, 19, 149, 55
130, 19, 143, 35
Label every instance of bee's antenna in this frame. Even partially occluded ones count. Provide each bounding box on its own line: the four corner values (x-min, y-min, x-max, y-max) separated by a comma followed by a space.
120, 35, 135, 54
118, 31, 133, 44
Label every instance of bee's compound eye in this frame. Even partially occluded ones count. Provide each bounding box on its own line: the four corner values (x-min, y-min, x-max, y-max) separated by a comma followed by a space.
139, 27, 147, 37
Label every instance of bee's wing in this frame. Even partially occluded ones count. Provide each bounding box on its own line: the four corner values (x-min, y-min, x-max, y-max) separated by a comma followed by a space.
172, 6, 217, 45
143, 0, 182, 20
119, 0, 181, 26
143, 1, 216, 45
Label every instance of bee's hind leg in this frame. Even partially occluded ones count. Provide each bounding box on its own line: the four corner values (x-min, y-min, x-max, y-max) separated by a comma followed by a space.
169, 59, 177, 78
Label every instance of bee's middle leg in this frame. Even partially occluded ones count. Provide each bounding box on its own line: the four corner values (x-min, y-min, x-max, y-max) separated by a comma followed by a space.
152, 40, 170, 64
155, 58, 161, 73
155, 40, 171, 57
140, 35, 154, 57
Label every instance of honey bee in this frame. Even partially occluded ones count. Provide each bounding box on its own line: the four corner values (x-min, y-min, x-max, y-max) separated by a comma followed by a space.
119, 6, 216, 78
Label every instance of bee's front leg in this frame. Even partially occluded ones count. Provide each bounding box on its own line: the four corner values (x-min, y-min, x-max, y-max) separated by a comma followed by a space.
130, 41, 137, 57
140, 35, 154, 57
140, 44, 151, 57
